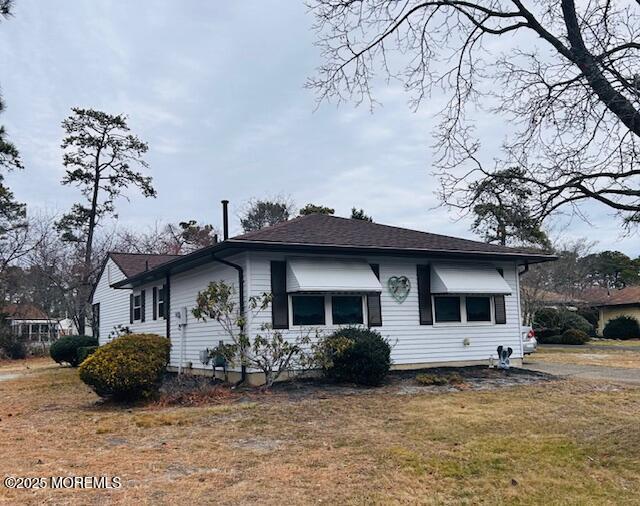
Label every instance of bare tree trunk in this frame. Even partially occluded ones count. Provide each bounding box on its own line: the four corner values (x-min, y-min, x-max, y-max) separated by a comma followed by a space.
78, 149, 102, 336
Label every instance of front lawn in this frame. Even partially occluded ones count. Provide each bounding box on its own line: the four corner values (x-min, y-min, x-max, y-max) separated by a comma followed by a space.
536, 346, 640, 369
1, 359, 639, 504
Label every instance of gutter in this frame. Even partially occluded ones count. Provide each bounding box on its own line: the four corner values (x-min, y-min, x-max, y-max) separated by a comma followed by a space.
210, 253, 246, 386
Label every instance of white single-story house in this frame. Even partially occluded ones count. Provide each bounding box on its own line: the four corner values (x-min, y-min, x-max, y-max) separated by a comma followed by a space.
92, 209, 555, 384
89, 252, 181, 341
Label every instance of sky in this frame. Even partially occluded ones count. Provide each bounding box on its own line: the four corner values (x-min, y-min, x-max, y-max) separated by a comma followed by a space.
0, 0, 637, 256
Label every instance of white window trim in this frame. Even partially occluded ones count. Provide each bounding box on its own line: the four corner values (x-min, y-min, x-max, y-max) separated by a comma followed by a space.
133, 293, 142, 321
157, 286, 166, 320
432, 294, 495, 327
288, 294, 368, 329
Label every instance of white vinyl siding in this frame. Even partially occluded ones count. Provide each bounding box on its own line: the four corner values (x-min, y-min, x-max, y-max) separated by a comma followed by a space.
90, 258, 130, 345
163, 254, 247, 370
246, 251, 523, 365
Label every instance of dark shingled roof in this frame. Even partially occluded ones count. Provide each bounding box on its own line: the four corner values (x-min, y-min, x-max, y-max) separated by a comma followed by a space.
1, 304, 49, 320
109, 252, 182, 278
113, 214, 556, 289
231, 214, 546, 256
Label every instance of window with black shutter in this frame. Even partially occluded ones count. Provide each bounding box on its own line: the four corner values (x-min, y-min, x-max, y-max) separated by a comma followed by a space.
140, 290, 146, 322
417, 264, 433, 325
270, 261, 289, 329
130, 294, 134, 324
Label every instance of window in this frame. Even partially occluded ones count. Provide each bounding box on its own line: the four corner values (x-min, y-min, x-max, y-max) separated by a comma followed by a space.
332, 296, 363, 325
133, 294, 141, 321
466, 296, 491, 322
291, 295, 325, 326
158, 287, 165, 319
434, 296, 461, 323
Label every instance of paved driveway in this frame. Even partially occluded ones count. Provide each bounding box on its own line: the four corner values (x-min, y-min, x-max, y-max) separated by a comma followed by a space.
522, 360, 640, 385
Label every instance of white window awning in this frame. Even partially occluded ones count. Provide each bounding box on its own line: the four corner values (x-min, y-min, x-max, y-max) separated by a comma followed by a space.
431, 264, 512, 295
286, 258, 382, 293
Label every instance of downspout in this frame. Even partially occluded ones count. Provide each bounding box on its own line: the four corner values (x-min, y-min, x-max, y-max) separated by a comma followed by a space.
211, 254, 246, 385
165, 272, 171, 340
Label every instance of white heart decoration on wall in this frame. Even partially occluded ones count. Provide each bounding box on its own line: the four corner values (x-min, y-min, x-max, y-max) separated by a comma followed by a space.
388, 276, 411, 303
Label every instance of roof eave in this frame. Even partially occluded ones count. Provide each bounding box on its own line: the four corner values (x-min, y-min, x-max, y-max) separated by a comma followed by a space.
112, 239, 556, 289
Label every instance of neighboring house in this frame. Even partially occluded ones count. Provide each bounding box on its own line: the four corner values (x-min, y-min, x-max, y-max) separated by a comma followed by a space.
90, 252, 181, 342
521, 287, 588, 312
595, 286, 640, 335
1, 304, 59, 343
97, 212, 555, 384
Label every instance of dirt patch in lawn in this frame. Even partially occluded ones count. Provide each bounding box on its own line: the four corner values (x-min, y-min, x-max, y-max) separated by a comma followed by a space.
1, 363, 639, 504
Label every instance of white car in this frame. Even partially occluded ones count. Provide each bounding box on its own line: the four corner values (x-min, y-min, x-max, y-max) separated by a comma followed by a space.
521, 326, 538, 355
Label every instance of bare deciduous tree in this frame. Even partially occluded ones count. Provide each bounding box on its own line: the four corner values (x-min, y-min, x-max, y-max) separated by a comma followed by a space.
308, 0, 640, 227
115, 220, 219, 255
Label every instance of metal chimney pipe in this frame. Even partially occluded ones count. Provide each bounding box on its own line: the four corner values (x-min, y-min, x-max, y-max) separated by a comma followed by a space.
221, 200, 229, 240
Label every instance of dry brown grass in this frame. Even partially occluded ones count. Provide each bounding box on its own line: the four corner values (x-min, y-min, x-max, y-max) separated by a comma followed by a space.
536, 347, 640, 369
1, 359, 640, 504
591, 339, 640, 348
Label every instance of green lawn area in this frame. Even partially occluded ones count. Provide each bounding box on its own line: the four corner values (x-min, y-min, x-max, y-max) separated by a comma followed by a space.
1, 359, 640, 504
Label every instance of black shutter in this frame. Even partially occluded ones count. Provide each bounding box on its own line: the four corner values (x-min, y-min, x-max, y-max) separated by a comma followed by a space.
495, 295, 507, 324
161, 284, 167, 319
417, 264, 433, 325
153, 287, 158, 320
129, 294, 134, 324
270, 261, 289, 329
141, 289, 146, 323
367, 264, 382, 327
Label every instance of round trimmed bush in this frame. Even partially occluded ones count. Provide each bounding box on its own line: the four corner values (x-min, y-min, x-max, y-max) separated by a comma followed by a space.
79, 333, 171, 400
77, 345, 98, 364
50, 335, 98, 366
318, 327, 391, 386
560, 328, 590, 345
603, 316, 640, 340
0, 334, 26, 359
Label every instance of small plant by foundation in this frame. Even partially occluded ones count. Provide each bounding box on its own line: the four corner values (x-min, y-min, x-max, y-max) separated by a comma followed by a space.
415, 372, 464, 386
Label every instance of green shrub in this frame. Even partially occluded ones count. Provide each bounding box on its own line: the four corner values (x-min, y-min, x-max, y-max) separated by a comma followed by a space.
79, 334, 171, 400
536, 334, 564, 344
0, 334, 26, 359
534, 308, 562, 329
316, 327, 391, 386
560, 328, 590, 345
49, 335, 98, 366
533, 308, 592, 335
537, 329, 590, 345
561, 312, 593, 334
577, 308, 599, 329
603, 316, 640, 340
77, 345, 98, 364
415, 372, 464, 386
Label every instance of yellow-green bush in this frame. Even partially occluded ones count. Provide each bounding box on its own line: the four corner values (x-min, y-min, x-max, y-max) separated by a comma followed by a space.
79, 334, 171, 400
